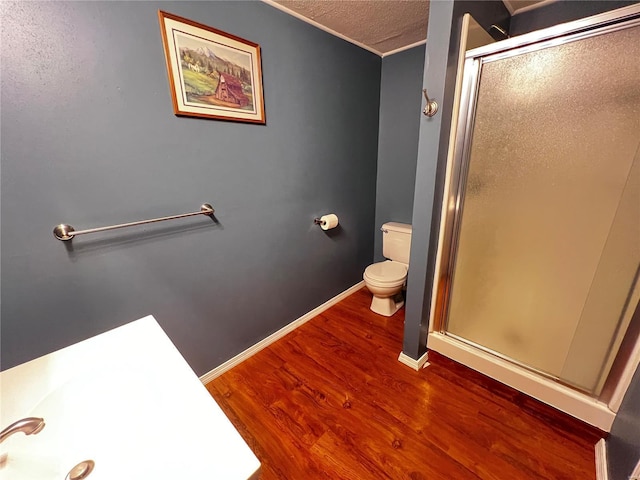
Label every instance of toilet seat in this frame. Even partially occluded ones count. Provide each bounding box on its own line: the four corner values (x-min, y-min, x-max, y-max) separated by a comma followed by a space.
364, 261, 407, 286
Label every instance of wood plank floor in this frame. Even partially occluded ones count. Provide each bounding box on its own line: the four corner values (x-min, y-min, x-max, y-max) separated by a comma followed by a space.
206, 288, 604, 479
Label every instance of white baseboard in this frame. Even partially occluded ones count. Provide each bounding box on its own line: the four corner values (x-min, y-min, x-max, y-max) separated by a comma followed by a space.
595, 439, 609, 480
199, 281, 365, 384
398, 351, 430, 371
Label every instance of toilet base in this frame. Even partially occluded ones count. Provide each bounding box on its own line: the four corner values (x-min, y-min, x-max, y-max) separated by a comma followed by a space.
370, 293, 404, 317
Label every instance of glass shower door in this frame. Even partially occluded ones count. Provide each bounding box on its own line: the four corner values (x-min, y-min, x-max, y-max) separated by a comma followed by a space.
444, 21, 640, 395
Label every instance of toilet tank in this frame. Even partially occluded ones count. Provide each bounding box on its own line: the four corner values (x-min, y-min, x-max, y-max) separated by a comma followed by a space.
382, 222, 412, 265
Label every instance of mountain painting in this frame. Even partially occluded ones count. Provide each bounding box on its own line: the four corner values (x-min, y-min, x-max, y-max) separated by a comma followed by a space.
159, 11, 265, 123
174, 32, 255, 112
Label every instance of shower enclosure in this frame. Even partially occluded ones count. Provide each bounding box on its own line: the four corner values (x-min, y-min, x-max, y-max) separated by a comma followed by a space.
429, 6, 640, 430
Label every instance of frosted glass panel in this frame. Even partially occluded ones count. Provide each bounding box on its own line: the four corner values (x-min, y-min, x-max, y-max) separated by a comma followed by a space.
446, 25, 640, 386
561, 142, 640, 394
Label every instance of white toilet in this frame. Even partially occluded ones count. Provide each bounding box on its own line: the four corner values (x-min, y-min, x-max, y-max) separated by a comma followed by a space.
363, 222, 412, 316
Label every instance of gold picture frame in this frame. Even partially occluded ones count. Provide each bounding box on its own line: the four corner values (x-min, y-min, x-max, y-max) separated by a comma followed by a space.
158, 10, 265, 124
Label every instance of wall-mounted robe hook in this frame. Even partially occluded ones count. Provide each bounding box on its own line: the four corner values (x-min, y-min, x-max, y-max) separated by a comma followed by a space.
422, 88, 438, 117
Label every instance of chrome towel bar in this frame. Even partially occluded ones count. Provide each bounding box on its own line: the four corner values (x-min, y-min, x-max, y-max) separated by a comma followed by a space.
53, 203, 215, 241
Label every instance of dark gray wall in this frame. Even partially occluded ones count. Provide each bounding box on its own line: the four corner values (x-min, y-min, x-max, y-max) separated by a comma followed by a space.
607, 303, 640, 479
404, 0, 510, 359
609, 366, 640, 479
1, 1, 381, 374
373, 46, 424, 262
510, 0, 638, 36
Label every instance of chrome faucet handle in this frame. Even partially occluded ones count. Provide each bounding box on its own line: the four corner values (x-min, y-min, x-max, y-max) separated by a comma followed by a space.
0, 417, 45, 444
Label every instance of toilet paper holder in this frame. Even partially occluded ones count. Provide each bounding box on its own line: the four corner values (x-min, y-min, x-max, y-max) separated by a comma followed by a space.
314, 214, 339, 230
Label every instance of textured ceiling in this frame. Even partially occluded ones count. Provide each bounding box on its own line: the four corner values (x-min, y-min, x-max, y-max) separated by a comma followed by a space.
274, 0, 429, 55
270, 0, 552, 56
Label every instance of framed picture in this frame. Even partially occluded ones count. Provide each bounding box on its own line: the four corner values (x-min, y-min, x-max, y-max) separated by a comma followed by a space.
158, 10, 265, 124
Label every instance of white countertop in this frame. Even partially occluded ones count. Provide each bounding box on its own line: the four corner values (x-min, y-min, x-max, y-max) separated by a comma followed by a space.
0, 316, 260, 479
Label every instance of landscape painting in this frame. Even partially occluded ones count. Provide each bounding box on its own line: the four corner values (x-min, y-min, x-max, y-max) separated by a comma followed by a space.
158, 11, 265, 124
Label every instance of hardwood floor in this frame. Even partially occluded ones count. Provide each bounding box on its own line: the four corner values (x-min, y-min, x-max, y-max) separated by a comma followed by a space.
206, 287, 604, 479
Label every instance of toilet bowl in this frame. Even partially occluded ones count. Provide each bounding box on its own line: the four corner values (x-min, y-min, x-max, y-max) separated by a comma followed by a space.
363, 222, 412, 317
363, 261, 408, 316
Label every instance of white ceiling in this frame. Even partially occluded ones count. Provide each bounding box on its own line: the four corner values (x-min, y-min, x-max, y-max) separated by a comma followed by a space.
265, 0, 553, 56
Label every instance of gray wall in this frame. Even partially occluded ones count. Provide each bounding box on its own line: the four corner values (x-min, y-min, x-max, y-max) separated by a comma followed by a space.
1, 1, 381, 375
609, 364, 640, 479
373, 46, 424, 262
